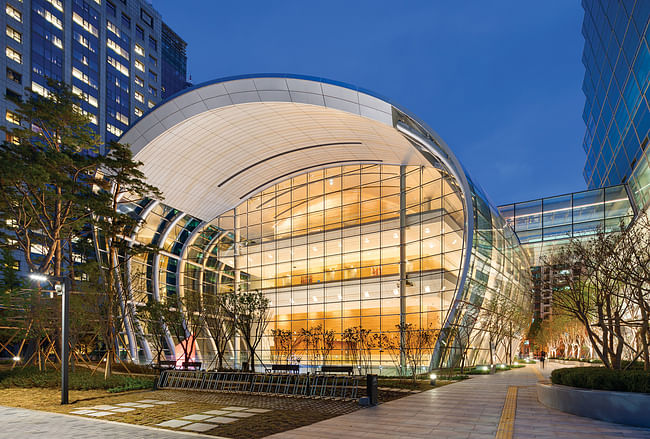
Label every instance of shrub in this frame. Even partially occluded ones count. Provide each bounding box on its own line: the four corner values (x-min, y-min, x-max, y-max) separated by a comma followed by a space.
551, 367, 650, 393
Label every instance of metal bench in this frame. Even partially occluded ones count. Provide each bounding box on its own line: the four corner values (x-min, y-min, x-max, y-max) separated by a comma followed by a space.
320, 365, 354, 375
266, 364, 300, 373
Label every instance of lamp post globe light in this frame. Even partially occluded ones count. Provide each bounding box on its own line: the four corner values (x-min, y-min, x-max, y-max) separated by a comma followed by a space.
29, 273, 72, 405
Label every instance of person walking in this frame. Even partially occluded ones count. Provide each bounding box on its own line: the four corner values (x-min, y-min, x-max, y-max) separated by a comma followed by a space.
540, 350, 546, 369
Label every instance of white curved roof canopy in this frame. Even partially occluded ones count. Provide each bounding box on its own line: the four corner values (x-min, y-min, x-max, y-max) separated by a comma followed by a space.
120, 76, 466, 222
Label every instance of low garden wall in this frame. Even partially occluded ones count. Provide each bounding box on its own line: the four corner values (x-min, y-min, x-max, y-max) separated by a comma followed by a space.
537, 383, 650, 428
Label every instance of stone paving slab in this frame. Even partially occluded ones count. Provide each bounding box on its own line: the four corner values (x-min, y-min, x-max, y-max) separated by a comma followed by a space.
0, 405, 215, 438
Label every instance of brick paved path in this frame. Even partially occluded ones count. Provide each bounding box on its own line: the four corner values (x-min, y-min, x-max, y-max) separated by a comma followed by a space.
267, 362, 650, 439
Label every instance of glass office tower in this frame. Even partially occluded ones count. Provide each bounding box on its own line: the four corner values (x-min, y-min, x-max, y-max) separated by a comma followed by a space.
117, 75, 533, 372
1, 0, 188, 147
581, 1, 649, 208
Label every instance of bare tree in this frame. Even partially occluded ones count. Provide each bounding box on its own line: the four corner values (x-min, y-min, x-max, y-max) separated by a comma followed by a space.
222, 290, 270, 372
204, 292, 235, 370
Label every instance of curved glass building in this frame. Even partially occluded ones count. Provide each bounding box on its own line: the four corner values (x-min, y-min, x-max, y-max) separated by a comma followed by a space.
117, 74, 532, 372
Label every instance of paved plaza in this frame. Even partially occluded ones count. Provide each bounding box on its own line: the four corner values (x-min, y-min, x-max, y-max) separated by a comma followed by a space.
1, 362, 650, 438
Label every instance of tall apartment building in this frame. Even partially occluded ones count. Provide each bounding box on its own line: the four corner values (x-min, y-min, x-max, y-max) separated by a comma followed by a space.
1, 0, 188, 151
581, 0, 649, 208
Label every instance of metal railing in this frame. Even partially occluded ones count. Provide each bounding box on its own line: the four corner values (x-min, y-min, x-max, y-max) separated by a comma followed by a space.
157, 370, 361, 401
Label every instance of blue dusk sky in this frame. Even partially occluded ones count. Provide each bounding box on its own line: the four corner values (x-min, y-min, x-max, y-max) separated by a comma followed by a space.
153, 1, 587, 206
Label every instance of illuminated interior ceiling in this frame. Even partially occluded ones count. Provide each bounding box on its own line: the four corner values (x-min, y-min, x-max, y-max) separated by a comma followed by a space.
121, 76, 460, 223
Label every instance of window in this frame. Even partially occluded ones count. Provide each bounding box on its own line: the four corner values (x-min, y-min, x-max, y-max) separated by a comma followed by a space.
6, 4, 21, 22
7, 67, 21, 83
106, 122, 123, 137
72, 85, 98, 107
134, 107, 143, 117
134, 90, 144, 103
36, 7, 63, 30
135, 25, 144, 40
106, 0, 115, 16
73, 12, 98, 36
107, 38, 129, 60
6, 88, 21, 102
148, 85, 157, 96
6, 25, 21, 43
140, 8, 153, 27
46, 0, 63, 12
31, 81, 48, 96
149, 54, 157, 67
134, 59, 144, 72
6, 46, 22, 64
5, 132, 19, 144
148, 69, 157, 83
106, 20, 120, 37
134, 43, 144, 56
148, 36, 157, 51
107, 55, 129, 76
147, 100, 155, 108
5, 110, 20, 125
72, 67, 97, 89
134, 75, 144, 87
115, 111, 128, 125
121, 12, 130, 28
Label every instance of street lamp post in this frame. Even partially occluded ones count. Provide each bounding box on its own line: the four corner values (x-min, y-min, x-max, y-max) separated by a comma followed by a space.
30, 273, 71, 405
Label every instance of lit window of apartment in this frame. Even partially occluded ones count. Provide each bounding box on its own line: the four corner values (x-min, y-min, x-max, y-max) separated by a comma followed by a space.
149, 55, 157, 67
134, 90, 144, 103
6, 46, 22, 64
134, 107, 143, 117
74, 31, 94, 51
148, 85, 157, 96
115, 111, 128, 125
6, 4, 22, 22
5, 110, 20, 125
107, 56, 129, 76
148, 69, 157, 83
51, 34, 63, 49
134, 43, 144, 57
31, 81, 49, 97
6, 25, 21, 43
134, 75, 144, 87
107, 38, 129, 60
72, 67, 98, 89
72, 85, 98, 108
106, 19, 121, 37
46, 0, 63, 12
93, 0, 101, 5
147, 100, 155, 108
37, 7, 63, 30
7, 67, 21, 83
107, 123, 123, 137
134, 59, 145, 72
73, 12, 97, 36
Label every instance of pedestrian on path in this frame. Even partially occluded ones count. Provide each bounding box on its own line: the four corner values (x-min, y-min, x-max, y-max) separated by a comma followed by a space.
540, 350, 546, 369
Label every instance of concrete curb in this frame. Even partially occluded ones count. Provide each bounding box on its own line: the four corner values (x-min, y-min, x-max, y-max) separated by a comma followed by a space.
537, 382, 650, 428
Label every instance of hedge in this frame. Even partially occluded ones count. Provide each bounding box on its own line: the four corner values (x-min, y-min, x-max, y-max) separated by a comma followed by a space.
551, 367, 650, 393
0, 367, 154, 393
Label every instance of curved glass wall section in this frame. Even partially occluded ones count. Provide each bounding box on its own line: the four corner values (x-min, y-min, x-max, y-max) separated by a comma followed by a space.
185, 163, 465, 372
434, 180, 533, 369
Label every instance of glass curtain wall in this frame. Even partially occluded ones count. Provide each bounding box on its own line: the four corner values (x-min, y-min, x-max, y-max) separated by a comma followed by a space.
186, 163, 465, 373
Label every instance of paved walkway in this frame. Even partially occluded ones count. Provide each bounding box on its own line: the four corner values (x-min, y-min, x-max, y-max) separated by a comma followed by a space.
267, 362, 650, 439
1, 362, 650, 438
0, 405, 218, 438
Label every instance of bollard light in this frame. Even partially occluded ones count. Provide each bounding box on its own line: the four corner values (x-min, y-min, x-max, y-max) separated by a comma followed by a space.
429, 373, 437, 386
